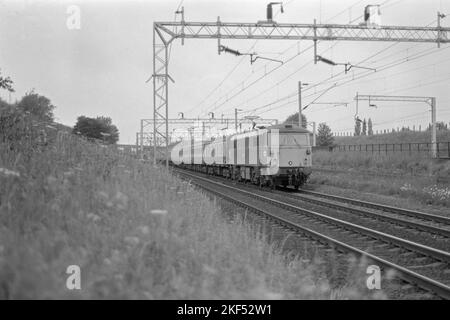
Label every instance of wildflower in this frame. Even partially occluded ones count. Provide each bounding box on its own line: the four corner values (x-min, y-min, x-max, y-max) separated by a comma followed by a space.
105, 201, 114, 208
63, 170, 74, 177
50, 203, 60, 213
137, 225, 150, 235
150, 209, 168, 215
97, 191, 109, 200
0, 167, 20, 178
114, 191, 129, 210
114, 274, 124, 281
87, 213, 101, 222
202, 264, 217, 275
400, 183, 412, 192
264, 292, 283, 300
47, 175, 58, 184
423, 185, 450, 201
111, 250, 122, 262
124, 236, 140, 246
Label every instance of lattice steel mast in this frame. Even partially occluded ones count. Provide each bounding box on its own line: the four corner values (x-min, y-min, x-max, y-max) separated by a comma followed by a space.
354, 94, 438, 158
152, 7, 450, 166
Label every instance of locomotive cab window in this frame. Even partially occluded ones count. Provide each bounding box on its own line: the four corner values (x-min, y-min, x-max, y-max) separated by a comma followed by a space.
279, 134, 309, 146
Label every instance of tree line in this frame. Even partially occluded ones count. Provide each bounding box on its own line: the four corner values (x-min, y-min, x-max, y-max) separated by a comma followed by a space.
354, 117, 374, 136
0, 70, 119, 145
284, 112, 335, 147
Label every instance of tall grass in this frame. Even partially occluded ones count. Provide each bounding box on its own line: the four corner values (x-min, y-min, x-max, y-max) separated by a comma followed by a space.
0, 106, 377, 299
312, 151, 450, 208
313, 151, 450, 176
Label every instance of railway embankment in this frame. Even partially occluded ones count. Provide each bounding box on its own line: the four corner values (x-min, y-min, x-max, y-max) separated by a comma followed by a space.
1, 125, 374, 299
310, 150, 450, 213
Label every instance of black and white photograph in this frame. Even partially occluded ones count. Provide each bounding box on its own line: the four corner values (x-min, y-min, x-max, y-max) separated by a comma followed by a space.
1, 0, 450, 307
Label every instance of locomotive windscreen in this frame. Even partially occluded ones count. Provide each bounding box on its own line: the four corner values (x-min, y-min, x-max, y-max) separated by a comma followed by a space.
279, 134, 309, 146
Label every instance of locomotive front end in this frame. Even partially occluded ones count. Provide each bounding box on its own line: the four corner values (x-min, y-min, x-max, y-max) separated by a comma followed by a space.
276, 125, 312, 188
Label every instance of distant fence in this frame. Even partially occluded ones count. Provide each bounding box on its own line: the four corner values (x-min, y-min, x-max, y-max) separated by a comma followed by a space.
314, 142, 450, 159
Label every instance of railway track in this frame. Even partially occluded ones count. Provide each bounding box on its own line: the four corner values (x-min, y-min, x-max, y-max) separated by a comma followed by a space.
297, 188, 450, 226
276, 189, 450, 240
173, 168, 450, 299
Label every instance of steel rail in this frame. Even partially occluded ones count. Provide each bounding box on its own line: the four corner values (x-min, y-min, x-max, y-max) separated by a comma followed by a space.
279, 190, 450, 238
299, 189, 450, 225
180, 168, 450, 237
175, 169, 450, 299
179, 170, 450, 263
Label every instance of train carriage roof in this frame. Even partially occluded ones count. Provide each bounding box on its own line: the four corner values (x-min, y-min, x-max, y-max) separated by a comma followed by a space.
264, 124, 312, 134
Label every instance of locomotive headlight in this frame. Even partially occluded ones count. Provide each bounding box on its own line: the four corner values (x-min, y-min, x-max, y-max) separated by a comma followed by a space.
306, 148, 311, 155
288, 161, 293, 166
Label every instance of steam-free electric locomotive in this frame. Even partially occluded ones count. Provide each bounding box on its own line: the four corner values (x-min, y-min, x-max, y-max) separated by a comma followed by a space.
171, 124, 312, 188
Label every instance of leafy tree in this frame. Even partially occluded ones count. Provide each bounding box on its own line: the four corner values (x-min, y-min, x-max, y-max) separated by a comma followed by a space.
426, 122, 448, 131
17, 90, 55, 122
0, 70, 14, 92
368, 118, 373, 135
362, 118, 367, 135
354, 117, 362, 136
284, 112, 307, 128
317, 122, 334, 146
73, 116, 119, 144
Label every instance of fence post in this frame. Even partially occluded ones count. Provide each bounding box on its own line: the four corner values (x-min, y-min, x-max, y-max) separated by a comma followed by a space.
408, 143, 411, 155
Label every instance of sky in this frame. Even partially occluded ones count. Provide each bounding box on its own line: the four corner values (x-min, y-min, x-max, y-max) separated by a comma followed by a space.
0, 0, 449, 144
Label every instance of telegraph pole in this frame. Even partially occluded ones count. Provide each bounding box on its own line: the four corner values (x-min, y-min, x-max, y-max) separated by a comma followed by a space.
298, 81, 302, 128
355, 94, 438, 158
312, 122, 316, 146
307, 122, 317, 146
235, 108, 243, 131
431, 97, 437, 158
298, 81, 309, 128
140, 119, 144, 159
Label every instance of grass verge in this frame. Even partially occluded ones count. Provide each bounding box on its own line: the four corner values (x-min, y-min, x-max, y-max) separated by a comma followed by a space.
311, 151, 450, 209
0, 128, 383, 299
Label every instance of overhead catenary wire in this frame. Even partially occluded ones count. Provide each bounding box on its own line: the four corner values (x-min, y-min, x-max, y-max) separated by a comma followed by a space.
244, 43, 450, 117
196, 0, 377, 117
212, 0, 399, 116
188, 0, 295, 115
